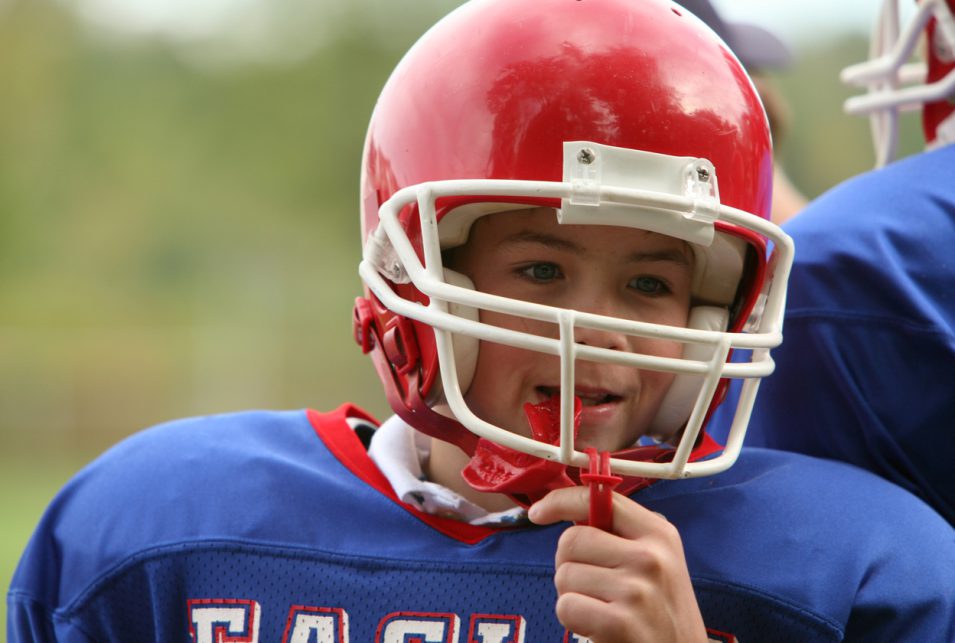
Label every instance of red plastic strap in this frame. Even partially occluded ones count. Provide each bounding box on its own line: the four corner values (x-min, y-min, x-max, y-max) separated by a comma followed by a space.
352, 297, 375, 354
580, 448, 622, 531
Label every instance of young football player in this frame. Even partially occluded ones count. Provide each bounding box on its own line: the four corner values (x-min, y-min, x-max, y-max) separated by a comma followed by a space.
9, 1, 955, 642
730, 0, 955, 527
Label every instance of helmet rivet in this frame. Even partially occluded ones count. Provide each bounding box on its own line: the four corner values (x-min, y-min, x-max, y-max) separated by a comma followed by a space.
696, 166, 710, 182
577, 148, 596, 165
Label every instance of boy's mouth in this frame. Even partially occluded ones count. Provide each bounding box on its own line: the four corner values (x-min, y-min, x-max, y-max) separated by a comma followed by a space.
536, 386, 622, 407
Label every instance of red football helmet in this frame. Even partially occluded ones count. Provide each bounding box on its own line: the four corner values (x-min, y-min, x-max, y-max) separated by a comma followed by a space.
354, 0, 793, 484
842, 0, 955, 166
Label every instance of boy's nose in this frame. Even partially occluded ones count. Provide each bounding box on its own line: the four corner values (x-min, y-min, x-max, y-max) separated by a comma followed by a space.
567, 290, 631, 351
572, 322, 629, 352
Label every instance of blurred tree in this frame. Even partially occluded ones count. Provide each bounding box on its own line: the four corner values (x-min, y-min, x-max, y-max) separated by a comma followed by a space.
0, 0, 462, 452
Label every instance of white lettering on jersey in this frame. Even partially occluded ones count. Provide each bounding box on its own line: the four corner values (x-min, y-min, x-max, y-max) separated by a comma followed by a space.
467, 614, 525, 643
282, 606, 349, 643
563, 633, 591, 643
188, 598, 260, 643
376, 612, 460, 642
186, 600, 736, 642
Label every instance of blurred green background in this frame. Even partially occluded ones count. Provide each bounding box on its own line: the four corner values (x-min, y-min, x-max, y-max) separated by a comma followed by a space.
0, 0, 923, 632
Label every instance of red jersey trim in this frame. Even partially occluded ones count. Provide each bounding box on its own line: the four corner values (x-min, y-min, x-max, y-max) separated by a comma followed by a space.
306, 405, 504, 545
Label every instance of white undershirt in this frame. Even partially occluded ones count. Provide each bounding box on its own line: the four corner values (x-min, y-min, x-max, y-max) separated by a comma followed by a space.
366, 415, 528, 526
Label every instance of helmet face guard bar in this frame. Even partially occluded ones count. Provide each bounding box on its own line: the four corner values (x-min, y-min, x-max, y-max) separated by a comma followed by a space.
359, 144, 794, 479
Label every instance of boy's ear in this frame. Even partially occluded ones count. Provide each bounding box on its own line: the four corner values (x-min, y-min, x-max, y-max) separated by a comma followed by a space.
646, 306, 730, 441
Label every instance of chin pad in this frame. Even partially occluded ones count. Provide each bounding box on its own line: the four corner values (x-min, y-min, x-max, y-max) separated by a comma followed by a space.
646, 306, 729, 441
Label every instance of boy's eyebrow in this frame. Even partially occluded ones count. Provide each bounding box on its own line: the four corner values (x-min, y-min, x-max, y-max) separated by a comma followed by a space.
502, 230, 692, 265
502, 231, 580, 253
625, 249, 693, 266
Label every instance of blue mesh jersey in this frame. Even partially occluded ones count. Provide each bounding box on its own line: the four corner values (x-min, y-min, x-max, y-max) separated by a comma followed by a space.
8, 406, 955, 642
712, 144, 955, 526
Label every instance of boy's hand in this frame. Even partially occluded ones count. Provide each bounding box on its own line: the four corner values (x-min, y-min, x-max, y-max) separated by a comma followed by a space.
528, 487, 708, 643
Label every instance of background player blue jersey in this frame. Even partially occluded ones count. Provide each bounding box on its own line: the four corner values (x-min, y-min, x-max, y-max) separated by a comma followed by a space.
730, 144, 955, 526
8, 406, 955, 642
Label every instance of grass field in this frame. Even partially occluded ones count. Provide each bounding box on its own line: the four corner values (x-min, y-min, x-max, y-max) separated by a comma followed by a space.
1, 451, 94, 637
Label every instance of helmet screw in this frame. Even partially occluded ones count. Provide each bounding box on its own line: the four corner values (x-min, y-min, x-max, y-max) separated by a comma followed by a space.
577, 148, 596, 165
696, 166, 710, 182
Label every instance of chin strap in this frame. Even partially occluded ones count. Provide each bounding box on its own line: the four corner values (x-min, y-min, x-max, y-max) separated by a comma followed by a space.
580, 448, 623, 531
461, 396, 724, 531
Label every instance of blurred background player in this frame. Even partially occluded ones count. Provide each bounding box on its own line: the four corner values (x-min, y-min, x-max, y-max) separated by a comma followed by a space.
679, 0, 808, 224
739, 0, 955, 526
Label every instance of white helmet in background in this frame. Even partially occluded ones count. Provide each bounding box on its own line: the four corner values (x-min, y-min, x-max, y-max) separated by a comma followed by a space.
842, 0, 955, 166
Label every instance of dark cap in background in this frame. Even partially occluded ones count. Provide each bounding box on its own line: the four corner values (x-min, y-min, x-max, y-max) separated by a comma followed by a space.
676, 0, 793, 70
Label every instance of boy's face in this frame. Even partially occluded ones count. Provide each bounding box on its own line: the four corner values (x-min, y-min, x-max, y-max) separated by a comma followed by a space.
449, 207, 694, 453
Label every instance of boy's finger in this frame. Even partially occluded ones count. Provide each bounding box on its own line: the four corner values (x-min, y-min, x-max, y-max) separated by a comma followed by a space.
530, 487, 671, 540
527, 486, 591, 524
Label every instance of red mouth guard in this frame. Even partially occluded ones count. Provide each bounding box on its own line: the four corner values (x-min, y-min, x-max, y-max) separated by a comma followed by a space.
461, 396, 622, 530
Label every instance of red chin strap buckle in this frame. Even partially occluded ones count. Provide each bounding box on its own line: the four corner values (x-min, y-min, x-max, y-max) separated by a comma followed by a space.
580, 448, 623, 532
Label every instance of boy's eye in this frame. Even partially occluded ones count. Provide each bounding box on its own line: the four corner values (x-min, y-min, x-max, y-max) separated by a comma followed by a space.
521, 263, 560, 282
630, 275, 669, 295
